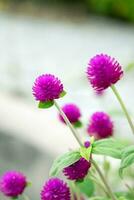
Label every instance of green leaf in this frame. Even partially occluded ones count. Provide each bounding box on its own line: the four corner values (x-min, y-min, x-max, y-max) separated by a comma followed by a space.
118, 197, 128, 200
80, 146, 92, 161
38, 101, 54, 109
126, 191, 134, 200
119, 145, 134, 177
49, 151, 81, 177
75, 177, 94, 197
59, 91, 66, 98
73, 120, 83, 128
80, 136, 94, 161
92, 138, 126, 159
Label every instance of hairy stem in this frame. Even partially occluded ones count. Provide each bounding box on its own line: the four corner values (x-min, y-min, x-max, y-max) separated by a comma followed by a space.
92, 160, 117, 200
54, 100, 82, 146
89, 170, 110, 198
111, 85, 134, 135
90, 174, 110, 197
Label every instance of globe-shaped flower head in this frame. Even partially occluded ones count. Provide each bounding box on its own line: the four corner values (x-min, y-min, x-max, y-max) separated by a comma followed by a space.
32, 74, 63, 102
0, 171, 27, 198
41, 178, 70, 200
59, 103, 81, 125
87, 112, 113, 139
87, 54, 123, 91
63, 158, 91, 180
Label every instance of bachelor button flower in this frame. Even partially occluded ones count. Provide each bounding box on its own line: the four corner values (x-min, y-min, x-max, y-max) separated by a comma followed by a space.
0, 171, 27, 198
32, 74, 63, 102
59, 103, 81, 124
87, 54, 123, 92
87, 112, 113, 139
63, 158, 91, 181
41, 178, 70, 200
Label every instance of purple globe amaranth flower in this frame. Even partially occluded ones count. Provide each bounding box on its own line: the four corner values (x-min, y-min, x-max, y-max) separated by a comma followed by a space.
32, 74, 63, 102
41, 178, 70, 200
0, 171, 27, 198
87, 112, 113, 139
87, 54, 123, 91
59, 103, 81, 124
63, 158, 91, 181
84, 141, 90, 148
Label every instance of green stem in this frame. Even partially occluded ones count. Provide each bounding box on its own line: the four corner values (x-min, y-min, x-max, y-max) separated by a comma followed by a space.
54, 100, 82, 146
54, 100, 117, 200
89, 174, 110, 197
92, 160, 117, 200
125, 183, 134, 193
111, 85, 134, 135
103, 156, 109, 180
69, 181, 80, 200
70, 182, 75, 200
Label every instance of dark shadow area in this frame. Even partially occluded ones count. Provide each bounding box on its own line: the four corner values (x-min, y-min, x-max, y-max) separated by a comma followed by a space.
0, 131, 54, 199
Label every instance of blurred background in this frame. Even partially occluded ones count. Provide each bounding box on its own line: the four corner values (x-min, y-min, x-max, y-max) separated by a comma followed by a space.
0, 0, 134, 199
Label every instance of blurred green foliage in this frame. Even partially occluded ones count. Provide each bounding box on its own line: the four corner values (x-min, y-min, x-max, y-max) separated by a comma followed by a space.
86, 0, 134, 22
1, 0, 134, 22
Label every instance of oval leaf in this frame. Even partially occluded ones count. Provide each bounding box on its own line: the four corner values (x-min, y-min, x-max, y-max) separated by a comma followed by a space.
119, 145, 134, 177
73, 120, 83, 128
60, 91, 66, 98
80, 146, 92, 161
92, 138, 126, 159
75, 177, 94, 197
38, 101, 54, 109
49, 151, 81, 177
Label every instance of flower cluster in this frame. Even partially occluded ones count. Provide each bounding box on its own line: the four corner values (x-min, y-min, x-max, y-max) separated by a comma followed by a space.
41, 178, 70, 200
87, 54, 123, 92
59, 103, 81, 124
32, 74, 63, 102
1, 53, 127, 200
0, 171, 27, 198
87, 112, 113, 139
63, 158, 91, 180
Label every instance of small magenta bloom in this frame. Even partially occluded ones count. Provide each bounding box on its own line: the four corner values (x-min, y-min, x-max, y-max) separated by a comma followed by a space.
0, 171, 27, 198
84, 141, 90, 148
59, 103, 81, 124
87, 54, 123, 91
63, 158, 91, 180
32, 74, 63, 102
87, 112, 113, 139
41, 178, 70, 200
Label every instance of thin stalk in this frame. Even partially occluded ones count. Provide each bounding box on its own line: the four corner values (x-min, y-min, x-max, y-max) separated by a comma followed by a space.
54, 100, 117, 200
111, 85, 134, 135
69, 181, 80, 200
90, 175, 110, 197
125, 183, 134, 193
103, 156, 109, 180
70, 183, 75, 200
54, 100, 82, 146
92, 160, 117, 200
